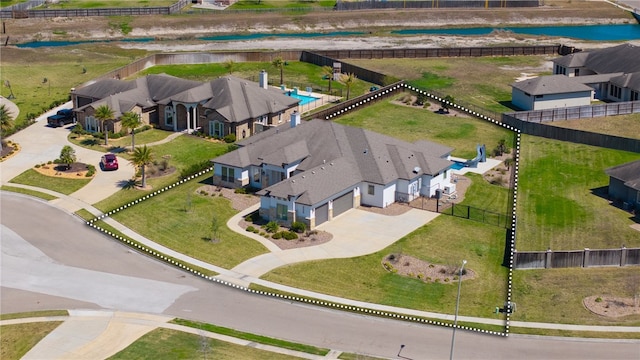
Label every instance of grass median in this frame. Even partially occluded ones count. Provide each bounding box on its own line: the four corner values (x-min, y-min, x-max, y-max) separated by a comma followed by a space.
9, 169, 91, 195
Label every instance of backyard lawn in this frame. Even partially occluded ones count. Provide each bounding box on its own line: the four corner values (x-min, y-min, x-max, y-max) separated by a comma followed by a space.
335, 97, 515, 159
517, 135, 640, 251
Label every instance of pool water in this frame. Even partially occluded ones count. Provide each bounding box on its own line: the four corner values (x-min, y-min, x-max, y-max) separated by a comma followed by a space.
450, 161, 466, 170
287, 93, 320, 106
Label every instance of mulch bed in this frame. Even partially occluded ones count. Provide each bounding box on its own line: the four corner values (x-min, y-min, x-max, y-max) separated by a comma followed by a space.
383, 254, 476, 284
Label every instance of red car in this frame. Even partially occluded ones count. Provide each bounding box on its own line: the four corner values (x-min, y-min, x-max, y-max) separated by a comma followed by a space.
100, 154, 119, 171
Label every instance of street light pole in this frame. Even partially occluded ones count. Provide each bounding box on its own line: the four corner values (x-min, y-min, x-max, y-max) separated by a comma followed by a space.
449, 259, 467, 360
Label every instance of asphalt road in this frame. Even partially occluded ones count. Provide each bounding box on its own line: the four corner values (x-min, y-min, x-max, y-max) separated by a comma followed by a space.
1, 192, 638, 359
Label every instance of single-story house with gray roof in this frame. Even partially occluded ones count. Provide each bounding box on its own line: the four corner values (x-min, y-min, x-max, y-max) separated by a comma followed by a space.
212, 117, 456, 229
510, 75, 594, 111
72, 72, 299, 140
606, 159, 640, 211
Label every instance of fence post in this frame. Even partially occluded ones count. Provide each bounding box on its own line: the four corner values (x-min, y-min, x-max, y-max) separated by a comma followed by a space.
545, 248, 552, 269
620, 245, 627, 267
583, 248, 590, 268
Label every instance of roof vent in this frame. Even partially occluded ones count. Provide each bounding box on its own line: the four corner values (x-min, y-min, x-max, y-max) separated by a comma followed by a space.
413, 167, 421, 174
364, 148, 368, 154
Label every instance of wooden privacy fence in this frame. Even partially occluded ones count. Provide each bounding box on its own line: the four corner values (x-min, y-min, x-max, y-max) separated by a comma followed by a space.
334, 0, 540, 10
502, 113, 640, 153
514, 247, 640, 269
311, 46, 560, 60
507, 101, 640, 123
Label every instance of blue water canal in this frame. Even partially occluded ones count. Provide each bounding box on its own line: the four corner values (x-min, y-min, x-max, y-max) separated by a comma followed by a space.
16, 24, 639, 48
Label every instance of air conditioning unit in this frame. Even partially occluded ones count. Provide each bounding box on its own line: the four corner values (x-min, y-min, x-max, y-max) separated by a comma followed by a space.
443, 184, 456, 195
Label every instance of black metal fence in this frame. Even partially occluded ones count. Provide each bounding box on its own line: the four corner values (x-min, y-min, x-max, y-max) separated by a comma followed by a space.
1, 0, 189, 19
438, 202, 510, 228
312, 45, 560, 60
514, 247, 640, 269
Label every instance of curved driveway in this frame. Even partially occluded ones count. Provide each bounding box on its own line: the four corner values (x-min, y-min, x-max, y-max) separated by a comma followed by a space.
2, 193, 639, 360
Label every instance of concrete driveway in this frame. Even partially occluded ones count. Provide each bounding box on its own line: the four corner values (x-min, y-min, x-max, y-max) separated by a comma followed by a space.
224, 208, 439, 282
2, 102, 135, 211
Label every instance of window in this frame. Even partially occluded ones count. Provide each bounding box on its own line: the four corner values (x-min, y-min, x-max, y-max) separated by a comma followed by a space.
257, 115, 268, 125
209, 121, 224, 138
574, 69, 579, 76
278, 113, 283, 124
632, 91, 639, 101
221, 166, 235, 182
276, 203, 288, 220
85, 116, 98, 132
443, 170, 447, 179
165, 107, 173, 126
253, 167, 260, 182
368, 185, 375, 196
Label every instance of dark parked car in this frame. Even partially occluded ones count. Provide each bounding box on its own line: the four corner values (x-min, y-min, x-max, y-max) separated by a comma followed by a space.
47, 109, 75, 127
100, 154, 119, 171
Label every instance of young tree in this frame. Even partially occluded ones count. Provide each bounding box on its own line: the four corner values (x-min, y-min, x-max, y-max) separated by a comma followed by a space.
120, 111, 142, 150
271, 56, 285, 86
223, 59, 236, 74
497, 139, 508, 156
132, 145, 153, 189
211, 215, 221, 243
339, 73, 357, 100
441, 95, 455, 113
94, 104, 115, 146
0, 104, 14, 151
59, 145, 76, 171
321, 65, 333, 93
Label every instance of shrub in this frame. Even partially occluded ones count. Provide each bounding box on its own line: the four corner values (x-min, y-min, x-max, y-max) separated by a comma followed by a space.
272, 232, 283, 239
283, 231, 298, 240
290, 221, 306, 233
85, 165, 96, 177
223, 133, 236, 143
179, 160, 211, 179
246, 226, 256, 233
444, 278, 450, 282
35, 164, 41, 168
234, 187, 248, 194
595, 297, 603, 303
265, 221, 279, 233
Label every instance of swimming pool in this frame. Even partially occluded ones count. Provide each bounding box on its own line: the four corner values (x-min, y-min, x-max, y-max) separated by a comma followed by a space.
287, 92, 320, 106
450, 161, 466, 171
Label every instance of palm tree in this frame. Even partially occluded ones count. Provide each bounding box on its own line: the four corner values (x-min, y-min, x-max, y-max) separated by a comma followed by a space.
94, 105, 114, 146
0, 104, 14, 152
271, 56, 285, 86
223, 59, 236, 74
132, 145, 153, 189
321, 65, 333, 94
59, 145, 76, 171
339, 73, 357, 100
120, 111, 142, 150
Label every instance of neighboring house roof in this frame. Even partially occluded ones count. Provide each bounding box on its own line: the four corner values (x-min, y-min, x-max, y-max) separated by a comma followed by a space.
606, 159, 640, 191
552, 43, 640, 74
73, 73, 299, 122
510, 75, 593, 95
571, 72, 624, 85
214, 119, 454, 205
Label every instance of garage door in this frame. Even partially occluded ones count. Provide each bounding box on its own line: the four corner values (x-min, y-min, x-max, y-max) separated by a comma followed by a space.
315, 203, 329, 226
332, 191, 353, 218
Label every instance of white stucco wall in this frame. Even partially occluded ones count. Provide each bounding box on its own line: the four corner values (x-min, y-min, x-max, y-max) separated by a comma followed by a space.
360, 182, 384, 207
422, 170, 452, 197
531, 91, 592, 110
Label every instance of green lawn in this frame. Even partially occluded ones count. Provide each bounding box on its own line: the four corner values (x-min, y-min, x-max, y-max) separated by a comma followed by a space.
9, 169, 91, 195
0, 322, 63, 360
517, 135, 640, 251
349, 56, 552, 114
108, 328, 301, 360
42, 0, 177, 8
109, 177, 268, 269
68, 128, 176, 153
93, 135, 229, 211
0, 185, 58, 201
335, 98, 514, 159
262, 215, 508, 317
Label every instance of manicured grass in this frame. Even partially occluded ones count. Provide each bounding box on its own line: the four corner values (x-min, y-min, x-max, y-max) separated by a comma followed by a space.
510, 327, 640, 339
0, 322, 63, 360
459, 173, 511, 215
109, 177, 267, 269
547, 113, 640, 140
108, 328, 301, 360
44, 1, 177, 8
9, 169, 91, 195
517, 135, 640, 251
75, 208, 95, 221
511, 267, 640, 326
335, 97, 514, 159
0, 186, 58, 201
172, 319, 330, 356
93, 135, 229, 211
262, 215, 508, 317
0, 310, 68, 321
68, 129, 176, 153
349, 56, 552, 113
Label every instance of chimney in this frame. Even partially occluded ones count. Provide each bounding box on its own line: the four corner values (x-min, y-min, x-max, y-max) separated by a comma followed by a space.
259, 70, 268, 89
290, 111, 301, 128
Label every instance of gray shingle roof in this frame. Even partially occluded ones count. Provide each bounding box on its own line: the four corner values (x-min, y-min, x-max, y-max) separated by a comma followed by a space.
217, 119, 455, 205
553, 43, 640, 74
610, 72, 640, 92
510, 75, 593, 95
606, 159, 640, 191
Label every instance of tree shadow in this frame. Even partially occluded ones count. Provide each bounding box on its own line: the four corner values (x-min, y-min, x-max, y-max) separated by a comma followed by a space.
118, 178, 139, 190
109, 146, 127, 153
80, 138, 99, 146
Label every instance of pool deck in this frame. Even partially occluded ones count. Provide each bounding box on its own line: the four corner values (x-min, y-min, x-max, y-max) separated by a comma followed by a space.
282, 87, 340, 113
450, 156, 502, 175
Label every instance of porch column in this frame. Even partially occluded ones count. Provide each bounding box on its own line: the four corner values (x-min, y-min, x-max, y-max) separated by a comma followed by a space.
172, 106, 177, 132
186, 105, 191, 133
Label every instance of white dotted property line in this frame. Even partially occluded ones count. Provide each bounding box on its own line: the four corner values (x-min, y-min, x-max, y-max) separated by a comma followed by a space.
82, 99, 518, 336
324, 84, 405, 120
